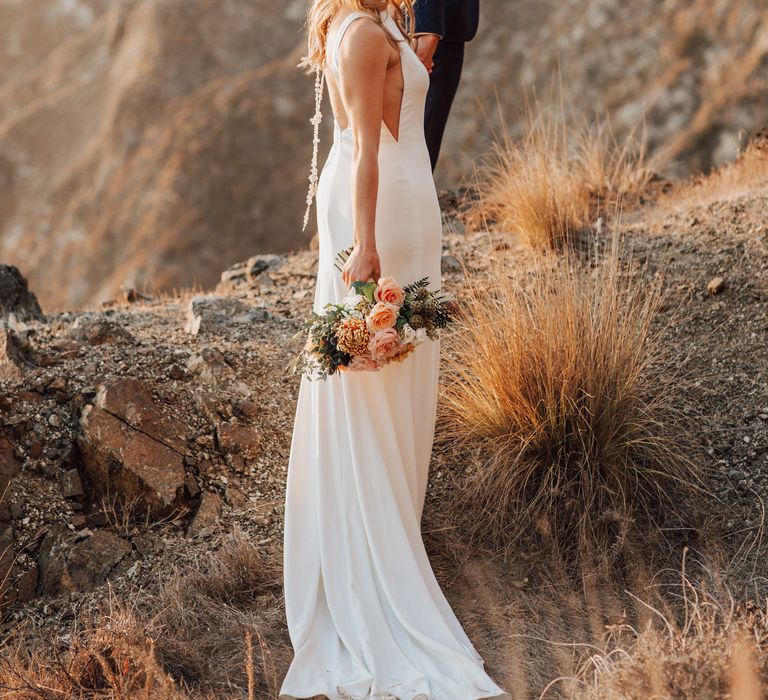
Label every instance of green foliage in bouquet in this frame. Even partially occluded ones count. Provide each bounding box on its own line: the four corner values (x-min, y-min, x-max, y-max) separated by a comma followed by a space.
286, 303, 353, 380
400, 277, 452, 335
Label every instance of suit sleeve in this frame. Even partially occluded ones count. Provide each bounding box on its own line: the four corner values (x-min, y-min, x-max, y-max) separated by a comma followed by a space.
414, 0, 446, 37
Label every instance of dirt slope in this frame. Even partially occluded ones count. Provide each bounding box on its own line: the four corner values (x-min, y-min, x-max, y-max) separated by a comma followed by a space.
0, 156, 766, 695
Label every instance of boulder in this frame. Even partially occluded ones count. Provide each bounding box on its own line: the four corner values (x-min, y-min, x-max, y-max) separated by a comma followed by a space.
0, 328, 28, 382
77, 379, 189, 515
185, 295, 271, 336
441, 254, 462, 273
58, 469, 85, 499
216, 422, 262, 460
186, 346, 247, 391
0, 265, 44, 323
186, 490, 223, 538
66, 317, 134, 345
37, 527, 131, 594
217, 254, 285, 292
94, 378, 188, 454
60, 530, 132, 592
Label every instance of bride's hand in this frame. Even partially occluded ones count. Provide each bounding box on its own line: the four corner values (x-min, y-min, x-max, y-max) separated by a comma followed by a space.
341, 245, 381, 289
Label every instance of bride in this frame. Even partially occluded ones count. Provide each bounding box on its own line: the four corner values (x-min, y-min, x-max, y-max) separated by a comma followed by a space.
280, 1, 508, 698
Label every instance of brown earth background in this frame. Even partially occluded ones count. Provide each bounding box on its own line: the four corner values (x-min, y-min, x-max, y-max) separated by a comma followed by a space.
2, 0, 768, 312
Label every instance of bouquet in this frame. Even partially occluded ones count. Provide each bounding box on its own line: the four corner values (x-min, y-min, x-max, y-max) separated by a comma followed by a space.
287, 247, 453, 380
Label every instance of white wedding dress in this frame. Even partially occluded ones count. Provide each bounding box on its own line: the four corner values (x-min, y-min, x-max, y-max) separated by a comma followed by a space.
280, 9, 507, 700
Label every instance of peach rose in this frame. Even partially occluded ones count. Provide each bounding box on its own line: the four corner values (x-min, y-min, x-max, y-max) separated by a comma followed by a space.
374, 277, 406, 307
365, 301, 399, 332
368, 328, 403, 361
347, 356, 381, 372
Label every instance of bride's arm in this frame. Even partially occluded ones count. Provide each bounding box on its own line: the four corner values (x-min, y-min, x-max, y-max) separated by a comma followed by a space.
338, 20, 391, 289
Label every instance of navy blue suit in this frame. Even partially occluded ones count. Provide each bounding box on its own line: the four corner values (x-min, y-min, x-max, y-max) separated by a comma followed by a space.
414, 0, 479, 170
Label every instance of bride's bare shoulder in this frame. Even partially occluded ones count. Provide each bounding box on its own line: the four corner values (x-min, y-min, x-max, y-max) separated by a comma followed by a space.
334, 13, 392, 64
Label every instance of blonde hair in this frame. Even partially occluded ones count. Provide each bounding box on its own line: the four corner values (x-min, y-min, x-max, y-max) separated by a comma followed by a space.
301, 0, 415, 73
300, 1, 415, 231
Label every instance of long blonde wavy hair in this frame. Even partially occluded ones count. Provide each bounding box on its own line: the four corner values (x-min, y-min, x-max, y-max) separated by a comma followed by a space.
300, 1, 415, 231
301, 0, 415, 73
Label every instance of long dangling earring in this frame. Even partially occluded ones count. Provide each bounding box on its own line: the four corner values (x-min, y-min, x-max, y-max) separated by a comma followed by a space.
302, 65, 324, 232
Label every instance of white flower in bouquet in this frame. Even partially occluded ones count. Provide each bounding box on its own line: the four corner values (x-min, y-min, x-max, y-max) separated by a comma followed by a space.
402, 323, 429, 345
342, 292, 365, 308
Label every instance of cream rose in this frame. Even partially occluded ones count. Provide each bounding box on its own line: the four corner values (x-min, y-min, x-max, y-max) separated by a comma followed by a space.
374, 277, 406, 307
365, 301, 399, 332
368, 328, 403, 361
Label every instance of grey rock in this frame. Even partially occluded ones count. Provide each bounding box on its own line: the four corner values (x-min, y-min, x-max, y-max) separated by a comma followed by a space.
66, 316, 134, 345
185, 295, 270, 335
0, 265, 45, 323
58, 469, 85, 499
217, 254, 285, 292
441, 254, 462, 274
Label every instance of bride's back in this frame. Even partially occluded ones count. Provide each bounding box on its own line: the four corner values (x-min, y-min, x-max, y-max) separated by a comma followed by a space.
324, 9, 407, 143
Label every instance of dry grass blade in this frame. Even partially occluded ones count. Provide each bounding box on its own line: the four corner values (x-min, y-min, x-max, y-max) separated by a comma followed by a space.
439, 231, 701, 558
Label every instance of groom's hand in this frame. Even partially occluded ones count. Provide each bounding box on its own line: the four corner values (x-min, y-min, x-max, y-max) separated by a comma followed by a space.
413, 33, 440, 73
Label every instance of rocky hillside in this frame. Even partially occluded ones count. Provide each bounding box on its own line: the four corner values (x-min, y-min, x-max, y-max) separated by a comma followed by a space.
2, 0, 768, 313
0, 146, 766, 694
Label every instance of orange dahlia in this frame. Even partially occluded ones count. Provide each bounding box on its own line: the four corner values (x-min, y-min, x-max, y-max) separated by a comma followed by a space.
335, 317, 372, 356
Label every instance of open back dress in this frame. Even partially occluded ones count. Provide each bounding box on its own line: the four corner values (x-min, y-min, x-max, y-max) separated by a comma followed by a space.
279, 9, 508, 700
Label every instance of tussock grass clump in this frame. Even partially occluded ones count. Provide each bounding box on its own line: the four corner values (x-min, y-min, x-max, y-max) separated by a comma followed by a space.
0, 529, 285, 700
471, 109, 652, 249
149, 529, 286, 697
570, 581, 768, 699
439, 238, 700, 557
0, 603, 187, 700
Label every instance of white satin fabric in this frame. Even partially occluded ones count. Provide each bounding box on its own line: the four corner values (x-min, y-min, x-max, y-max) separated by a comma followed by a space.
280, 10, 508, 700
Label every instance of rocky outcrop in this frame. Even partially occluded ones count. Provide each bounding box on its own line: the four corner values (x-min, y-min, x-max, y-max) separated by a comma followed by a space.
0, 328, 29, 383
217, 254, 286, 293
0, 265, 44, 322
77, 378, 189, 515
185, 296, 271, 336
37, 526, 133, 595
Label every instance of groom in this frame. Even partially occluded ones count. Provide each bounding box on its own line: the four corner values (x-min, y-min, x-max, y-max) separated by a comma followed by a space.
413, 0, 480, 172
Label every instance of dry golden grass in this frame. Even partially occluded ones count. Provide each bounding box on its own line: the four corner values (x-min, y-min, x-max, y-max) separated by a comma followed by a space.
657, 0, 768, 168
470, 108, 652, 249
147, 528, 286, 697
0, 601, 188, 699
439, 234, 701, 558
568, 578, 768, 699
0, 529, 286, 699
670, 129, 768, 206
